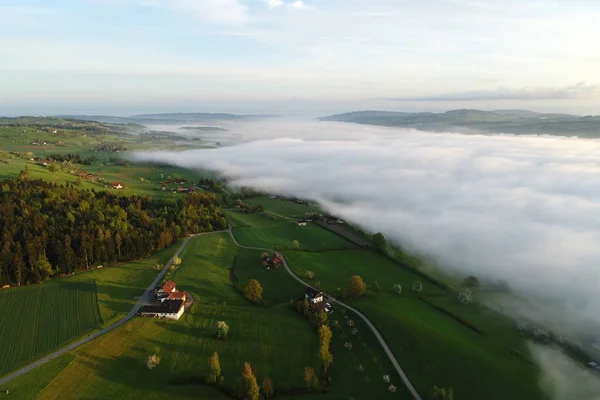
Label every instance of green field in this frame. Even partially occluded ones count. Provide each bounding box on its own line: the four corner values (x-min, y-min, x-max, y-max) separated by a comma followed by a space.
233, 248, 305, 305
284, 250, 544, 400
225, 210, 357, 251
246, 196, 318, 217
16, 234, 320, 399
0, 280, 102, 377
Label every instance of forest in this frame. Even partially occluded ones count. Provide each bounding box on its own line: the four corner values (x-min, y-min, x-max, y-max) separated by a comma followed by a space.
0, 173, 227, 285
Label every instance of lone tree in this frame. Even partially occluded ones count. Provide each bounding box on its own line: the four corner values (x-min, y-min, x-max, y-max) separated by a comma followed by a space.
244, 279, 264, 303
393, 284, 402, 295
303, 366, 315, 389
261, 377, 274, 400
461, 275, 480, 289
457, 288, 472, 305
348, 275, 367, 297
172, 256, 182, 266
372, 232, 387, 252
429, 385, 454, 400
206, 352, 221, 384
412, 280, 423, 293
146, 354, 160, 370
292, 240, 300, 249
318, 325, 334, 371
241, 362, 260, 400
216, 321, 229, 339
48, 163, 58, 174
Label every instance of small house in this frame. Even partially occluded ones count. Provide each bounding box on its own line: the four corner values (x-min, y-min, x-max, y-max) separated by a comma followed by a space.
158, 280, 177, 294
305, 287, 324, 305
167, 291, 186, 301
296, 220, 307, 227
266, 253, 283, 267
112, 182, 124, 190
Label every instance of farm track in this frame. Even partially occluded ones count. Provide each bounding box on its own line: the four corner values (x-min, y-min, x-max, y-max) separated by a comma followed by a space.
1, 226, 422, 400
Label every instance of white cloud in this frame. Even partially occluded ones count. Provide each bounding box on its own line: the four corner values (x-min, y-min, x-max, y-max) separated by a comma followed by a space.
265, 0, 284, 8
132, 119, 600, 337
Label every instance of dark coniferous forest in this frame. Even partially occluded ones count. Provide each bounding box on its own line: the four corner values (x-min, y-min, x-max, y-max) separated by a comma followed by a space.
0, 175, 227, 285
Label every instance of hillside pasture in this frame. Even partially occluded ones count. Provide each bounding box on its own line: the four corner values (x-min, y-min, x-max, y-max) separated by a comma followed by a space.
284, 250, 544, 400
0, 280, 102, 377
225, 210, 357, 251
246, 196, 318, 217
233, 248, 305, 305
26, 234, 320, 399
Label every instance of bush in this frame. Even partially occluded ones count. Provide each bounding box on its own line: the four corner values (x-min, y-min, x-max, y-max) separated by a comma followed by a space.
348, 275, 366, 297
243, 279, 263, 303
393, 284, 402, 294
146, 354, 160, 370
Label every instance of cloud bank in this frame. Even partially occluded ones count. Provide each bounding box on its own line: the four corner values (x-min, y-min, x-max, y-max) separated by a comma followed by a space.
132, 120, 600, 333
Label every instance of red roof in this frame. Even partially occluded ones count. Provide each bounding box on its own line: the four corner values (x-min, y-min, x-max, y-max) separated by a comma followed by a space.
162, 280, 176, 293
168, 291, 186, 300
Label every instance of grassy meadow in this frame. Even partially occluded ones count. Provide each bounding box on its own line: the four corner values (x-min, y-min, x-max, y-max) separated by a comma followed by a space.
225, 210, 356, 251
245, 196, 318, 217
0, 280, 102, 377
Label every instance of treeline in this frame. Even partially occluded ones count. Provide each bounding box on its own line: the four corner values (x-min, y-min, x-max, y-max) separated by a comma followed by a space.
44, 153, 97, 165
0, 178, 227, 285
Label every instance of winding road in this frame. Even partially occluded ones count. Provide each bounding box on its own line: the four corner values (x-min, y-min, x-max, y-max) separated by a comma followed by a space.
225, 226, 422, 400
1, 226, 421, 399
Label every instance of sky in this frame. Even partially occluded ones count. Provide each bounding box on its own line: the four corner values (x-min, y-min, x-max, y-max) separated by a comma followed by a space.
1, 0, 600, 115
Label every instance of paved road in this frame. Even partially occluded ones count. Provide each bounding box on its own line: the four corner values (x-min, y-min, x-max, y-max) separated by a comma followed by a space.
0, 233, 203, 387
225, 226, 422, 400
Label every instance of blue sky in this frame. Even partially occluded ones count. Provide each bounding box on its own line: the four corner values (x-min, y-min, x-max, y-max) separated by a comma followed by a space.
1, 0, 599, 115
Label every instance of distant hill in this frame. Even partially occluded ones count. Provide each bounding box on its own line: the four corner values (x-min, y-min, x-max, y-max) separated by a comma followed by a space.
60, 112, 272, 125
319, 109, 600, 138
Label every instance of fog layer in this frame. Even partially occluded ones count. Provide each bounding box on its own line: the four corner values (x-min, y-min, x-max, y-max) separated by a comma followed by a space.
132, 120, 600, 331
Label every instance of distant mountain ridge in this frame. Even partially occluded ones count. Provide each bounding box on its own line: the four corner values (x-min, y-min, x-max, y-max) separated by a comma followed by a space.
58, 112, 272, 125
319, 109, 600, 137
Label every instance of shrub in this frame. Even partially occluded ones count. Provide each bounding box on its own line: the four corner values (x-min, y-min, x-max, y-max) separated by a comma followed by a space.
305, 270, 315, 279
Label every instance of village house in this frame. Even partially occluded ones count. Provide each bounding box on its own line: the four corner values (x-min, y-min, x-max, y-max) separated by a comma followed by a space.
112, 182, 124, 190
157, 280, 177, 295
296, 220, 307, 227
305, 287, 334, 313
263, 253, 283, 267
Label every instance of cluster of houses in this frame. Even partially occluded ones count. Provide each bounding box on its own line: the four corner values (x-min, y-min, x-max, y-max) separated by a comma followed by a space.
139, 280, 188, 320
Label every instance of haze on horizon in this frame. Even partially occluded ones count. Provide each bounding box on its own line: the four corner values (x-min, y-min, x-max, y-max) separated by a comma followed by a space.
1, 0, 600, 116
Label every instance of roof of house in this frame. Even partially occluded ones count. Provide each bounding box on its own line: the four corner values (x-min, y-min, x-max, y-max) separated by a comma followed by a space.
305, 287, 323, 298
140, 299, 184, 314
162, 280, 176, 292
168, 291, 186, 300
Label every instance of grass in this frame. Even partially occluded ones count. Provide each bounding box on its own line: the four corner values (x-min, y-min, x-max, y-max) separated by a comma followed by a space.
0, 280, 102, 377
225, 210, 357, 252
1, 353, 76, 400
21, 234, 320, 399
284, 250, 545, 400
284, 249, 445, 296
232, 248, 305, 305
246, 196, 318, 217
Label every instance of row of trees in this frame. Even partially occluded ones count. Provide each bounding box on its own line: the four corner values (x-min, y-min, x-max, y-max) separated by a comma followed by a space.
0, 177, 227, 285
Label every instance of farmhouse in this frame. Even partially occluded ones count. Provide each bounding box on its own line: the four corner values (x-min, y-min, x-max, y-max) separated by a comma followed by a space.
139, 299, 185, 320
167, 291, 186, 301
112, 182, 124, 190
296, 220, 307, 227
305, 287, 324, 304
264, 253, 283, 267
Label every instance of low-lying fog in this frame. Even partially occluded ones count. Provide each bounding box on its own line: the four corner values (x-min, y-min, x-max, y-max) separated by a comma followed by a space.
133, 119, 600, 398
